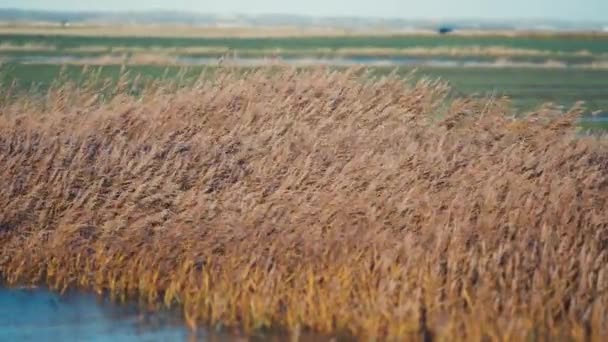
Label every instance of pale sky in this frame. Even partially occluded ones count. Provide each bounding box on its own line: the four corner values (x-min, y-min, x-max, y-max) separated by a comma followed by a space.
3, 0, 608, 22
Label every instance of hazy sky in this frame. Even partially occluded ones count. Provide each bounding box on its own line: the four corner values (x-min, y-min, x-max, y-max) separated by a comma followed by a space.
4, 0, 608, 21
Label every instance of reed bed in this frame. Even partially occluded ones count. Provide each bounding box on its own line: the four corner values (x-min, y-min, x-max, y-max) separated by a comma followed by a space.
0, 67, 607, 341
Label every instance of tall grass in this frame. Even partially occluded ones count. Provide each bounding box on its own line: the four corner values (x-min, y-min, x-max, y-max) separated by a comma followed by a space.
0, 67, 607, 341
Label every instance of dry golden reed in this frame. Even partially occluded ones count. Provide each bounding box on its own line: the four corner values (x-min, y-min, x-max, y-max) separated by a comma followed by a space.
0, 67, 607, 341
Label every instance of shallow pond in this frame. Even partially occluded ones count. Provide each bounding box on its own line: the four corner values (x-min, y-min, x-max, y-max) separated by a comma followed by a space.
0, 287, 220, 341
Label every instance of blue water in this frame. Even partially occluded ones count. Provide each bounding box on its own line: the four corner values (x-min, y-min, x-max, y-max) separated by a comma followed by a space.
581, 116, 608, 122
0, 287, 213, 342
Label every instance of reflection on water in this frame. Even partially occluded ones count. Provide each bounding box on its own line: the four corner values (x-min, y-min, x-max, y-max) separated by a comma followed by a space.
0, 287, 215, 342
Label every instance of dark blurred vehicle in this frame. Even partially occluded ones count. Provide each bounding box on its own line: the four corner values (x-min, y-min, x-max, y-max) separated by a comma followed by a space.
438, 26, 455, 34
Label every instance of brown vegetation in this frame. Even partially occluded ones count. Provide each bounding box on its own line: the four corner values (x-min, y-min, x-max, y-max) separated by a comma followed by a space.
0, 67, 607, 341
0, 24, 365, 38
2, 23, 608, 38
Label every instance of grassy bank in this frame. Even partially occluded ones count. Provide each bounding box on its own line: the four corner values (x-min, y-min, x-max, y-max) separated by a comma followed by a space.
1, 67, 607, 340
2, 63, 608, 113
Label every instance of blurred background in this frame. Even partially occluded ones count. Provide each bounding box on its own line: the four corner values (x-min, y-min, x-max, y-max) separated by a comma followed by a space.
1, 0, 607, 119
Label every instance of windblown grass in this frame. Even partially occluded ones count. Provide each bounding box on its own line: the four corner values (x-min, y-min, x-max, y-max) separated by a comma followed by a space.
0, 67, 607, 341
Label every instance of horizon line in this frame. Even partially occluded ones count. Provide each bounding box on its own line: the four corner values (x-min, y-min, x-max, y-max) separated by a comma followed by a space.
1, 7, 607, 25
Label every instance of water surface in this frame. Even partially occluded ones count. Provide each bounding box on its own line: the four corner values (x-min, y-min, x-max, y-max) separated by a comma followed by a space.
0, 287, 216, 342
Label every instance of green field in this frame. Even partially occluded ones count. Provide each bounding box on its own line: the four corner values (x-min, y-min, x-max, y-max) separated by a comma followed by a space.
2, 30, 607, 122
3, 33, 608, 53
2, 32, 608, 68
2, 63, 607, 114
